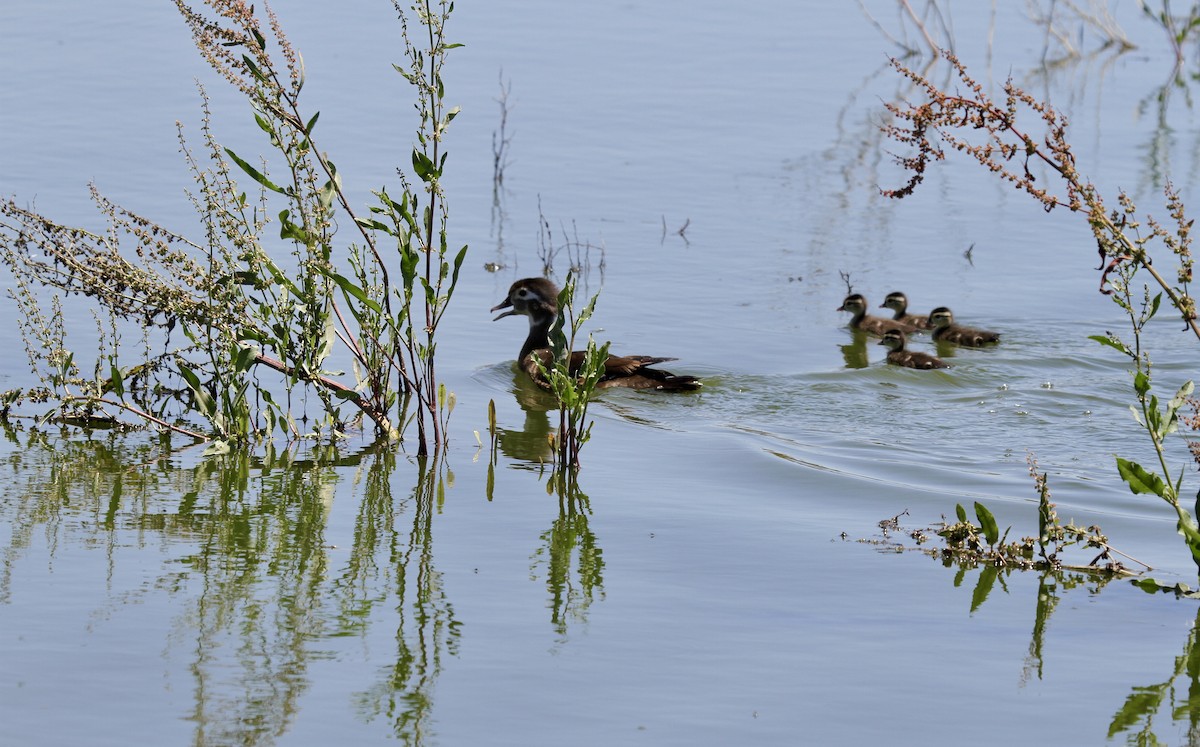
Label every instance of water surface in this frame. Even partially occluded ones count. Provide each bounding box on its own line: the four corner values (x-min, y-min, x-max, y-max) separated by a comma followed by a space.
3, 2, 1200, 745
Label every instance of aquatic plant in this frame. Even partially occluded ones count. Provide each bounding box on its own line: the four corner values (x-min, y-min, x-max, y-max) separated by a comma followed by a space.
0, 0, 466, 456
929, 454, 1141, 576
1139, 0, 1200, 66
536, 199, 606, 279
534, 274, 610, 473
882, 52, 1200, 577
864, 505, 1122, 621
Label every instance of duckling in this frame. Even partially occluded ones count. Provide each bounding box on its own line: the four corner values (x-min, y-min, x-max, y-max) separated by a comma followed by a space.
879, 291, 933, 330
491, 277, 702, 391
838, 293, 919, 336
928, 307, 1000, 347
878, 328, 950, 369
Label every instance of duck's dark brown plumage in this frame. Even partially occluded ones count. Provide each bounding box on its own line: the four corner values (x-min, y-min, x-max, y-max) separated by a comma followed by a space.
878, 329, 949, 369
491, 277, 701, 391
880, 291, 933, 330
838, 293, 919, 336
929, 307, 1000, 347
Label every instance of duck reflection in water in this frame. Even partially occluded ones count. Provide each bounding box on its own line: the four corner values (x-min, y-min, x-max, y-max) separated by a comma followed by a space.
840, 329, 870, 369
494, 371, 558, 465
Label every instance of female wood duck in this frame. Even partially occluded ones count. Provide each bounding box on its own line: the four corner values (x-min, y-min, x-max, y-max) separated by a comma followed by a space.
879, 291, 933, 330
838, 293, 919, 336
491, 277, 702, 391
878, 329, 950, 369
928, 307, 1000, 346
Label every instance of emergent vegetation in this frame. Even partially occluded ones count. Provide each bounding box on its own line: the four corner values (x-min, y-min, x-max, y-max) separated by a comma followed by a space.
882, 51, 1200, 579
536, 274, 610, 475
0, 0, 466, 455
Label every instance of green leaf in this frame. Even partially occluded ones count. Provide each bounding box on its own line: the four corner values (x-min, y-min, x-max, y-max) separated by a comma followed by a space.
108, 364, 125, 398
1147, 395, 1163, 436
332, 389, 361, 401
1128, 405, 1144, 426
355, 217, 395, 234
225, 147, 286, 194
278, 209, 309, 243
1134, 370, 1150, 397
400, 242, 419, 286
1147, 292, 1162, 321
1087, 334, 1132, 357
974, 501, 1000, 545
242, 54, 266, 84
328, 272, 382, 313
1165, 381, 1195, 437
955, 503, 968, 524
259, 255, 302, 298
253, 113, 275, 136
1116, 457, 1167, 497
412, 149, 437, 182
315, 314, 336, 367
177, 362, 217, 419
233, 343, 257, 372
232, 270, 264, 288
318, 178, 338, 215
448, 243, 468, 293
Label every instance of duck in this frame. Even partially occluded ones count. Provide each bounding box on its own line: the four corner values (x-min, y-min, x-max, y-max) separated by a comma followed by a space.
879, 291, 933, 330
838, 293, 919, 336
878, 329, 950, 369
928, 307, 1000, 346
491, 277, 702, 391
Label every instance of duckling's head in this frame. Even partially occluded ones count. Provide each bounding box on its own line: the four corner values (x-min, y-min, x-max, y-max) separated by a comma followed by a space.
878, 328, 908, 350
491, 277, 560, 322
928, 307, 954, 329
880, 291, 908, 312
837, 293, 868, 314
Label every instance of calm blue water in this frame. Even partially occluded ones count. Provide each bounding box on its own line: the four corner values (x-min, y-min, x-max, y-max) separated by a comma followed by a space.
3, 2, 1200, 745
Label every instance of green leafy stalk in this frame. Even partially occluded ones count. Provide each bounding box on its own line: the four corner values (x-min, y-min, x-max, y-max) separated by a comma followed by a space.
534, 274, 610, 473
884, 52, 1200, 576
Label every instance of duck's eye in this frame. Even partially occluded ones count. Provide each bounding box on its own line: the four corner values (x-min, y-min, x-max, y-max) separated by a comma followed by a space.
516, 288, 529, 298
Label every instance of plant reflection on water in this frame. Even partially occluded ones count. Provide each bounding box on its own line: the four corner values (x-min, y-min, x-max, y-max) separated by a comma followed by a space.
174, 446, 462, 743
862, 509, 1200, 745
0, 422, 461, 743
944, 560, 1200, 746
0, 362, 614, 743
490, 371, 606, 638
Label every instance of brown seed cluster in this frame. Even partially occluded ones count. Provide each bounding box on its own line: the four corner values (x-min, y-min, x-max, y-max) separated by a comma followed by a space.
883, 51, 1197, 335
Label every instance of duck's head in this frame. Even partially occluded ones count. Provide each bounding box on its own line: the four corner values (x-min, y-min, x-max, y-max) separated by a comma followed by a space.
837, 293, 868, 314
880, 291, 908, 312
491, 277, 560, 323
928, 307, 954, 329
878, 328, 907, 350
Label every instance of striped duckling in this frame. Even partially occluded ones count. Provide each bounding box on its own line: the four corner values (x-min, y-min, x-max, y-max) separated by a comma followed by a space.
838, 293, 920, 336
878, 328, 949, 369
928, 307, 1000, 347
879, 291, 933, 330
